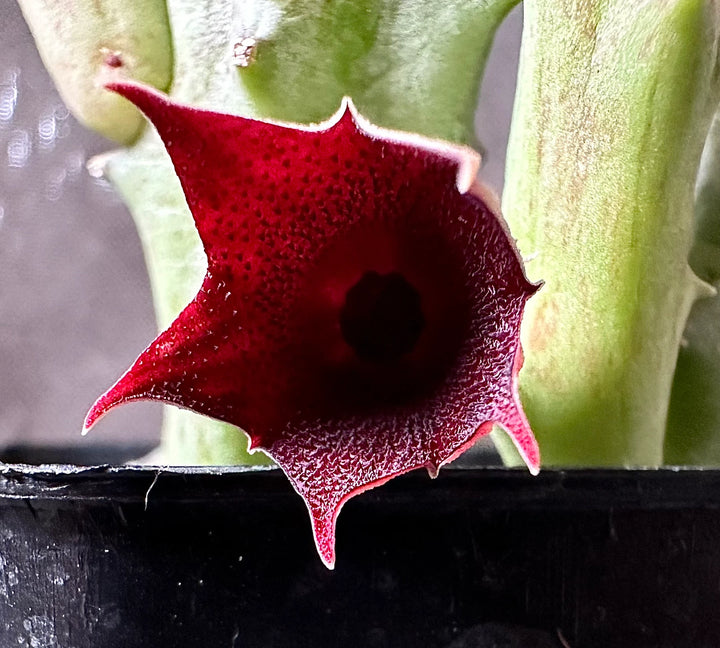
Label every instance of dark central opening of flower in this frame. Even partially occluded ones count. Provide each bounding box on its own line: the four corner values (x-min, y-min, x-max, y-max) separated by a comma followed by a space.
340, 271, 425, 363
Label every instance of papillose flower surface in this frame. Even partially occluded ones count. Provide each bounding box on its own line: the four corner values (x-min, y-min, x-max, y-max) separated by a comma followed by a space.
84, 81, 540, 568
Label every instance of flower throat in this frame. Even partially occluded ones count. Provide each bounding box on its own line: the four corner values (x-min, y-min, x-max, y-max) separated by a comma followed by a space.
340, 271, 425, 364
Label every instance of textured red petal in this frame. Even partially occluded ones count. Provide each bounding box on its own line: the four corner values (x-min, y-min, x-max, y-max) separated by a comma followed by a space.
85, 81, 539, 568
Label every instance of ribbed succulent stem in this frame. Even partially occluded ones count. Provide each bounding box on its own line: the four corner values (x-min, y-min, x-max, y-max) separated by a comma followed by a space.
496, 0, 720, 466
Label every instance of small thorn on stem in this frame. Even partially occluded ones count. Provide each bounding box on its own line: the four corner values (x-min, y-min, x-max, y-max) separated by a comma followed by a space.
232, 37, 257, 68
100, 47, 124, 69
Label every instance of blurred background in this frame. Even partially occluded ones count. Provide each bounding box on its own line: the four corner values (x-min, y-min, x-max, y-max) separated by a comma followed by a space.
0, 0, 522, 460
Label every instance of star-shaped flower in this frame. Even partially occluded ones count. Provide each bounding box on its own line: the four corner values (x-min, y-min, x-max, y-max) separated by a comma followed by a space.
85, 81, 539, 568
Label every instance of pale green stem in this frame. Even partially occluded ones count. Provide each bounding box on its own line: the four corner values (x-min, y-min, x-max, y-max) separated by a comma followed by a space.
666, 110, 720, 464
17, 0, 172, 144
495, 0, 720, 466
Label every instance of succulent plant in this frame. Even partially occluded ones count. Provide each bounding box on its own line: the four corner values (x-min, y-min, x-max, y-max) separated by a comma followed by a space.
17, 0, 720, 566
84, 81, 538, 567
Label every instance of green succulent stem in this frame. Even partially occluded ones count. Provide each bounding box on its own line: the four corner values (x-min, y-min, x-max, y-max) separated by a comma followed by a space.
231, 0, 520, 146
96, 0, 518, 464
495, 0, 720, 466
666, 109, 720, 464
17, 0, 173, 144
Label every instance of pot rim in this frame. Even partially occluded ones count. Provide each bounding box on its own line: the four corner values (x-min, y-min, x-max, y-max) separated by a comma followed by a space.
1, 462, 720, 509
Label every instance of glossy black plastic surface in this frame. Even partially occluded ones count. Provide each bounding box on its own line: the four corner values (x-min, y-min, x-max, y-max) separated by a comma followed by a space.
0, 461, 718, 647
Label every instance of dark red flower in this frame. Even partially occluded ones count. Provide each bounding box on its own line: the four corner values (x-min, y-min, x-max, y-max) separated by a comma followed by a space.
84, 82, 539, 568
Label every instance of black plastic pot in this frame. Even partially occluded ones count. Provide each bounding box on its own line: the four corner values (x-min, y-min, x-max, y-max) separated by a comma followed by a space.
0, 454, 718, 648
